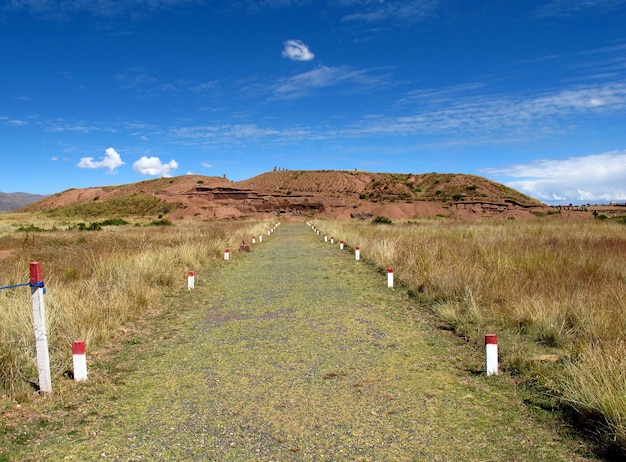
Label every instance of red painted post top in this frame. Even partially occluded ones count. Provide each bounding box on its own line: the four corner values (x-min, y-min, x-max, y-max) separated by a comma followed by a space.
388, 268, 393, 273
485, 334, 498, 345
188, 271, 194, 277
355, 246, 360, 250
72, 341, 86, 355
29, 262, 43, 284
225, 249, 230, 253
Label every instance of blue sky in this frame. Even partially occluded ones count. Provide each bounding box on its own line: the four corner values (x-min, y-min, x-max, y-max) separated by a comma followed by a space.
1, 0, 625, 204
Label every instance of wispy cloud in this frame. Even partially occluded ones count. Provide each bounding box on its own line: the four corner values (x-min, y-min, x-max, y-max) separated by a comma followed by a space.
483, 151, 626, 204
2, 0, 200, 19
282, 40, 314, 61
133, 156, 178, 177
339, 0, 442, 25
0, 116, 28, 127
77, 147, 125, 173
533, 0, 626, 18
348, 81, 626, 140
272, 65, 389, 99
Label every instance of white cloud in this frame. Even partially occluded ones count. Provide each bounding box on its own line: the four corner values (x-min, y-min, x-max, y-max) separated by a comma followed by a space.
77, 147, 125, 173
133, 156, 178, 177
201, 162, 213, 168
282, 40, 314, 61
483, 151, 626, 204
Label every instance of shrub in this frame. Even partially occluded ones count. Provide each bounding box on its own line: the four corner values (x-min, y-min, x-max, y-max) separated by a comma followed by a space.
372, 216, 393, 225
15, 224, 46, 232
147, 219, 173, 226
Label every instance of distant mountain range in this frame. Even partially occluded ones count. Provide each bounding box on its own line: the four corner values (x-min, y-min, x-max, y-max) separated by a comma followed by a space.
0, 192, 48, 212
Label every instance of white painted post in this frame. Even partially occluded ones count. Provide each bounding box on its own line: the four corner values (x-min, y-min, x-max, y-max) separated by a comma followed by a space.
187, 271, 195, 290
485, 334, 498, 376
330, 237, 334, 244
387, 268, 394, 288
72, 341, 88, 382
252, 237, 256, 244
268, 230, 271, 236
259, 234, 263, 243
30, 262, 52, 394
340, 240, 344, 250
224, 249, 230, 261
355, 246, 360, 261
324, 235, 328, 243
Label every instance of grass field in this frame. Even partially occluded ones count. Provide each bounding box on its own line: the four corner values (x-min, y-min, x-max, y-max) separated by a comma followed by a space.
316, 216, 626, 453
0, 214, 274, 399
1, 211, 625, 456
1, 222, 596, 460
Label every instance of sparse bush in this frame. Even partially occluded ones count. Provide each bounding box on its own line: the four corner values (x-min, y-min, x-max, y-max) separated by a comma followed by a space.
15, 224, 46, 232
372, 216, 393, 225
148, 219, 173, 226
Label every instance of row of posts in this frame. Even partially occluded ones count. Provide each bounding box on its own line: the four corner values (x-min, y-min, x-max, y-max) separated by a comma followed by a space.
26, 218, 496, 395
305, 222, 498, 376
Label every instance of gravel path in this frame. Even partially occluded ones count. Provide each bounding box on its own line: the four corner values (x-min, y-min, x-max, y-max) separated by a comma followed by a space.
28, 223, 593, 461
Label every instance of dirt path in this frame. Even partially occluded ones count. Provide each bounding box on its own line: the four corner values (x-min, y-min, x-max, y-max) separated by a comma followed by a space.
18, 223, 593, 461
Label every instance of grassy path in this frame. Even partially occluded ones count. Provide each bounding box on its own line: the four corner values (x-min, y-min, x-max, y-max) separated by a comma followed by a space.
16, 223, 593, 461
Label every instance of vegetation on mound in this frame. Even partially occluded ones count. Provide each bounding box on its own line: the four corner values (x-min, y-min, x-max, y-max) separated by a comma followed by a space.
45, 194, 178, 218
17, 170, 544, 219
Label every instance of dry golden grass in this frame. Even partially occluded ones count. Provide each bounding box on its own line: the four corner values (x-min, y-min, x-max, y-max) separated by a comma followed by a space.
0, 215, 276, 399
317, 217, 626, 449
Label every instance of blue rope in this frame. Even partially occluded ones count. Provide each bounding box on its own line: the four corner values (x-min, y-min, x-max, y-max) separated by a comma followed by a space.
0, 282, 30, 291
0, 281, 46, 292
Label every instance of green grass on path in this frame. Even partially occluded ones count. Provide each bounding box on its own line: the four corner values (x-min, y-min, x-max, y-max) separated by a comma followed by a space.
12, 223, 595, 461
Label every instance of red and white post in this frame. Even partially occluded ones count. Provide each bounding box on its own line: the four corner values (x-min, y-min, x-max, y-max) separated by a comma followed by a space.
330, 237, 334, 244
72, 341, 88, 382
252, 236, 256, 244
340, 240, 344, 250
30, 262, 52, 394
485, 334, 498, 376
387, 268, 394, 288
224, 249, 230, 261
355, 246, 361, 261
187, 271, 195, 290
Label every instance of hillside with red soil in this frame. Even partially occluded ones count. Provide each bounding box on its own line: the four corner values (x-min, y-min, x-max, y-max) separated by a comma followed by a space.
18, 170, 554, 220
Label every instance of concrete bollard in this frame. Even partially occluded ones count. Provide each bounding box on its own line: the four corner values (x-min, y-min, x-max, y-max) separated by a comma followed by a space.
187, 271, 195, 290
340, 240, 344, 250
72, 341, 88, 382
30, 262, 51, 394
485, 334, 498, 376
224, 249, 230, 261
387, 268, 394, 288
355, 247, 360, 261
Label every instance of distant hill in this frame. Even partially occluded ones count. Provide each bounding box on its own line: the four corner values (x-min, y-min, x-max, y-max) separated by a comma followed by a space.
0, 192, 48, 212
17, 170, 547, 220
